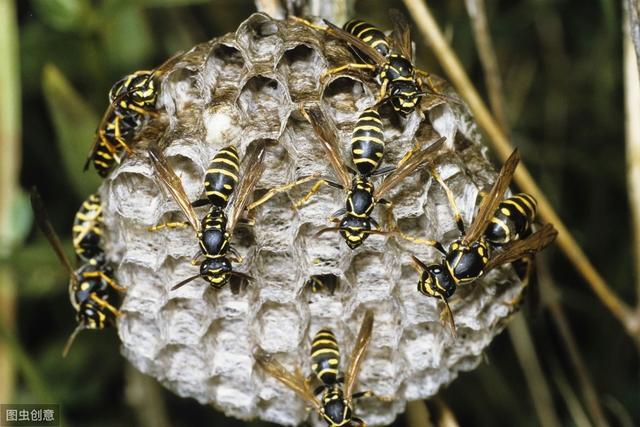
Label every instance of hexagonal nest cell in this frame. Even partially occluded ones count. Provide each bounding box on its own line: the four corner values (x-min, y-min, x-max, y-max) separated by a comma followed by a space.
98, 13, 527, 427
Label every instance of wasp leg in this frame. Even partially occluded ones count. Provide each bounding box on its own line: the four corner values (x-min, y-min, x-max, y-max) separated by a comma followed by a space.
82, 271, 126, 293
148, 221, 191, 232
416, 68, 439, 94
122, 104, 159, 117
191, 250, 204, 265
89, 293, 123, 317
290, 15, 326, 31
247, 175, 321, 211
112, 117, 134, 155
291, 177, 345, 209
328, 208, 346, 223
351, 417, 367, 427
430, 167, 465, 235
352, 390, 395, 402
321, 63, 377, 83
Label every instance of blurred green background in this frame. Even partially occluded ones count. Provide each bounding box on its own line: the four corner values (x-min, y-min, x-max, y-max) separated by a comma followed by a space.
1, 0, 638, 426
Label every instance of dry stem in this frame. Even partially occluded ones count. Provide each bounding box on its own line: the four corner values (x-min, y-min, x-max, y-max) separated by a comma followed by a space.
402, 0, 640, 345
463, 0, 508, 130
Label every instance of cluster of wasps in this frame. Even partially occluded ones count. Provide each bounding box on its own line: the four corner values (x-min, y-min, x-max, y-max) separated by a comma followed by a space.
31, 10, 558, 426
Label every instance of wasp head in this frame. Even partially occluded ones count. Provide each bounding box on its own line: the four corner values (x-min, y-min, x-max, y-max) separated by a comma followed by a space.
320, 387, 351, 427
200, 257, 232, 289
339, 215, 372, 249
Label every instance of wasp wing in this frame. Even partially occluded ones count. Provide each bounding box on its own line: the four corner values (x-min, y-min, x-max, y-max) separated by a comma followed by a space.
148, 146, 200, 233
465, 149, 520, 243
323, 19, 387, 66
84, 105, 118, 171
30, 188, 76, 278
344, 309, 375, 400
226, 142, 267, 235
30, 188, 79, 308
374, 136, 445, 200
388, 9, 413, 60
254, 347, 322, 411
484, 224, 558, 273
302, 106, 352, 190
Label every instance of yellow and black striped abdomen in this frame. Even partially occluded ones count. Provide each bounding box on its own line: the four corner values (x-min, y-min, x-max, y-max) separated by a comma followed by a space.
311, 329, 341, 385
204, 145, 240, 209
484, 193, 537, 245
343, 19, 390, 58
72, 193, 104, 262
351, 109, 385, 176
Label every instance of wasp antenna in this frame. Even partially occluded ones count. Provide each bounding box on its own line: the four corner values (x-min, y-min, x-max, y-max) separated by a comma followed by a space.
62, 324, 85, 358
171, 274, 202, 291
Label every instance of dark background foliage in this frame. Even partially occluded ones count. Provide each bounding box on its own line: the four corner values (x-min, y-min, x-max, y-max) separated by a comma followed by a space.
3, 0, 637, 426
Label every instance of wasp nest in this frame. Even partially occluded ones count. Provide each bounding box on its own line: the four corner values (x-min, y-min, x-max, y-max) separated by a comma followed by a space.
101, 13, 523, 426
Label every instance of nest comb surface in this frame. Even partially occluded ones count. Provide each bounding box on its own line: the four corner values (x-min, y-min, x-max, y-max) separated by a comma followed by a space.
101, 13, 524, 426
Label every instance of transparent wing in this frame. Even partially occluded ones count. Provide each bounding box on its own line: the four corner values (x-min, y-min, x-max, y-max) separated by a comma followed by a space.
83, 105, 117, 171
148, 146, 200, 232
323, 19, 387, 66
344, 309, 374, 400
484, 224, 558, 273
302, 106, 352, 190
30, 188, 76, 279
374, 136, 445, 200
30, 187, 79, 306
465, 149, 520, 243
254, 347, 322, 411
226, 142, 267, 234
388, 9, 413, 60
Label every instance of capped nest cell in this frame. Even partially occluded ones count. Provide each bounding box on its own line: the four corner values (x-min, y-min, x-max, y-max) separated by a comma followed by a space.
100, 13, 525, 426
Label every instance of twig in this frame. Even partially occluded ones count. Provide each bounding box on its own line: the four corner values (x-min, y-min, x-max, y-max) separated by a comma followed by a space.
463, 0, 508, 131
626, 0, 640, 69
125, 363, 172, 427
624, 0, 640, 313
538, 258, 610, 427
507, 313, 562, 427
407, 400, 434, 427
433, 397, 460, 427
550, 362, 593, 427
401, 0, 640, 345
254, 0, 286, 19
0, 0, 20, 406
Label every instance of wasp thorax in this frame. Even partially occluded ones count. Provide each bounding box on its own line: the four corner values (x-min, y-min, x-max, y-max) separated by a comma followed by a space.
107, 12, 527, 427
445, 239, 489, 284
321, 388, 351, 426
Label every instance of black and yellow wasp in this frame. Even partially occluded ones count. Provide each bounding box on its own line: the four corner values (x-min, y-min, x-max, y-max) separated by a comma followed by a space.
255, 310, 386, 427
409, 150, 557, 335
85, 54, 182, 177
297, 10, 438, 116
30, 189, 125, 357
292, 105, 445, 249
72, 193, 104, 264
147, 142, 267, 291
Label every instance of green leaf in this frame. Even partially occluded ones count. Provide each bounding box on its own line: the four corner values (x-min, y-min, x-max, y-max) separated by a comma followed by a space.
31, 0, 95, 32
0, 189, 33, 259
134, 0, 213, 6
41, 63, 102, 196
101, 5, 153, 69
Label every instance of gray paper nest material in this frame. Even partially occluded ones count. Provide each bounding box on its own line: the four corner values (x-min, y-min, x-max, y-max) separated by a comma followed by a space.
100, 13, 523, 427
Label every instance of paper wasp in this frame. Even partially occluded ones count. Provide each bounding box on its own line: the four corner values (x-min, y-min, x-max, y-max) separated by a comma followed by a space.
30, 189, 124, 357
255, 310, 386, 427
84, 53, 182, 177
296, 10, 439, 116
408, 150, 557, 335
293, 105, 445, 249
147, 142, 269, 291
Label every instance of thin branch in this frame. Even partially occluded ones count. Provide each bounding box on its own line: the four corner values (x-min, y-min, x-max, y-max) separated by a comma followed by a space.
433, 397, 460, 427
538, 258, 610, 427
627, 0, 640, 69
463, 0, 509, 130
508, 313, 562, 427
401, 0, 640, 345
550, 363, 593, 427
624, 0, 640, 311
407, 400, 434, 427
254, 0, 286, 19
125, 363, 172, 427
0, 0, 20, 406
